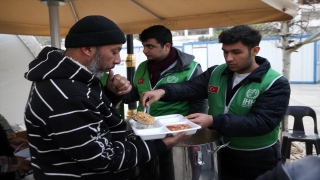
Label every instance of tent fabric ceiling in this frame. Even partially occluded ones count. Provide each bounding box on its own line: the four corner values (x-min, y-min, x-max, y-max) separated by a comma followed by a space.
0, 0, 299, 36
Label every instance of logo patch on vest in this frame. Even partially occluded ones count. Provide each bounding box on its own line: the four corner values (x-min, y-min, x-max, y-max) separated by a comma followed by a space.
242, 89, 260, 108
208, 86, 219, 93
138, 78, 144, 84
167, 76, 179, 83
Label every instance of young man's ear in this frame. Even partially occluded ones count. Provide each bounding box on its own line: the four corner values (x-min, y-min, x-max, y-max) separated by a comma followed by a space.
251, 46, 260, 56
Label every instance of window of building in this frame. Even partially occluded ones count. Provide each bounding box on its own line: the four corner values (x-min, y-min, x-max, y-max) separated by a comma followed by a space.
188, 28, 209, 35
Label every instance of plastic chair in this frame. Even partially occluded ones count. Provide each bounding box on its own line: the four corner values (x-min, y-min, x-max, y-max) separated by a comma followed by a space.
281, 106, 320, 162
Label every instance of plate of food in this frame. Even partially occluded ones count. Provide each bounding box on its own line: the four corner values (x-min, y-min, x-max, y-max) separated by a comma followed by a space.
129, 114, 201, 140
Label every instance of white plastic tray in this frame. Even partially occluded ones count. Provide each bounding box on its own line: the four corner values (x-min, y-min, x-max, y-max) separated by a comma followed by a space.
129, 114, 201, 140
14, 147, 31, 160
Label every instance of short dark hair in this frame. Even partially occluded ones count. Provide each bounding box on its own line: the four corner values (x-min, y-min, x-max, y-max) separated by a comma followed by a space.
218, 25, 262, 49
139, 25, 173, 47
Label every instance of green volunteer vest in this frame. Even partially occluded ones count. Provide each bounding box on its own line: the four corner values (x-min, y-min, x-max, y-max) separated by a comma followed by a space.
134, 60, 198, 116
208, 64, 281, 150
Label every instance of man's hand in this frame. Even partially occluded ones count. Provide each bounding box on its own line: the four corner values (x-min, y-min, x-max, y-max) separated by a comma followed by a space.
16, 156, 32, 174
141, 89, 165, 107
106, 70, 132, 95
186, 113, 213, 129
9, 137, 28, 151
162, 132, 190, 149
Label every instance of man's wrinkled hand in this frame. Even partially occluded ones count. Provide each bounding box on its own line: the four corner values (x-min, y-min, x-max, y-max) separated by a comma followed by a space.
9, 137, 28, 151
16, 156, 32, 174
106, 70, 132, 95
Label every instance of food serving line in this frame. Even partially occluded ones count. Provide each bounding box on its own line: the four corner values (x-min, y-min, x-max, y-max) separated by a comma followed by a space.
127, 113, 225, 180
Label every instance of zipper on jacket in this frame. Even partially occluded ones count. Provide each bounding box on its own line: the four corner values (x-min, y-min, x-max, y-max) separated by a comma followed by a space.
224, 85, 243, 114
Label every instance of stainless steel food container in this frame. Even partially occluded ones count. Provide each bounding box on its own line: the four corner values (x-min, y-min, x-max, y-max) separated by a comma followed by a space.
171, 128, 221, 180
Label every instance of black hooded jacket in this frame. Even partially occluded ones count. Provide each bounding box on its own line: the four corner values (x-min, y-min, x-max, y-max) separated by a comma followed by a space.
24, 47, 167, 180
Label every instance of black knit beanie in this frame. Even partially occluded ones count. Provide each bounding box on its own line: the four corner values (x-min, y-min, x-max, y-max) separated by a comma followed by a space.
65, 15, 126, 48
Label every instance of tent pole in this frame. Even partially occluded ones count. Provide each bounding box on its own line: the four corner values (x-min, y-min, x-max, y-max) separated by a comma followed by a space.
48, 5, 61, 48
125, 34, 137, 120
41, 0, 66, 48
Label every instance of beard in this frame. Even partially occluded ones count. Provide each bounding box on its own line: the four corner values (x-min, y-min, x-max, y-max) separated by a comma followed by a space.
237, 51, 253, 73
86, 48, 109, 79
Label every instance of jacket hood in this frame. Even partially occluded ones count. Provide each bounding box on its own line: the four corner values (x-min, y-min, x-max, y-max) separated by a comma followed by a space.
25, 47, 99, 84
175, 47, 195, 69
249, 56, 271, 80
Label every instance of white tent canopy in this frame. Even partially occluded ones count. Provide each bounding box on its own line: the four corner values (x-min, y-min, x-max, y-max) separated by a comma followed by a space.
0, 34, 41, 127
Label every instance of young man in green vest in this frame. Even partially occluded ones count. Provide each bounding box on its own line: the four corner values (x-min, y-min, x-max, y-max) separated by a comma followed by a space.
140, 25, 291, 180
122, 25, 208, 180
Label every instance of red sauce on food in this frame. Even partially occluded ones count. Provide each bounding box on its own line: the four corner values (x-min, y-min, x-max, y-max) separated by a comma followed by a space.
166, 124, 192, 131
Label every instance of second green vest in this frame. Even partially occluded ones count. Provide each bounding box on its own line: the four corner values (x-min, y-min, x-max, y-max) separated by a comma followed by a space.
134, 61, 198, 116
208, 64, 282, 150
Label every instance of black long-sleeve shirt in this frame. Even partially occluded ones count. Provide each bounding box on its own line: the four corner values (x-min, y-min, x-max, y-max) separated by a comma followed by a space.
24, 47, 167, 180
